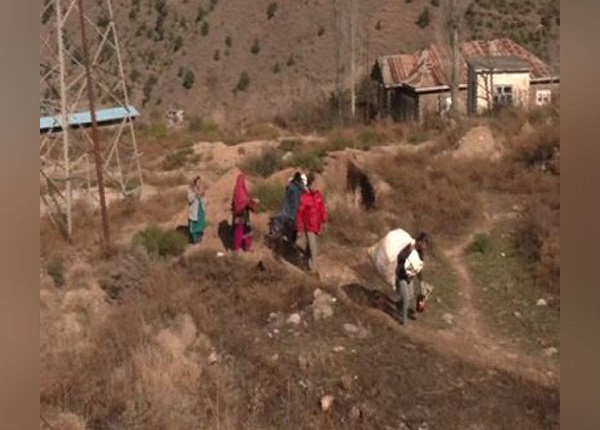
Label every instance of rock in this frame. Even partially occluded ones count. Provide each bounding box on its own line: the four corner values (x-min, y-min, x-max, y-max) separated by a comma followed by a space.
271, 354, 279, 361
536, 298, 548, 306
332, 345, 345, 352
513, 311, 522, 318
343, 323, 359, 334
320, 395, 334, 412
442, 313, 454, 325
350, 406, 362, 421
208, 351, 218, 365
286, 313, 302, 325
340, 374, 353, 391
544, 347, 558, 357
282, 151, 294, 163
313, 303, 334, 321
298, 355, 309, 370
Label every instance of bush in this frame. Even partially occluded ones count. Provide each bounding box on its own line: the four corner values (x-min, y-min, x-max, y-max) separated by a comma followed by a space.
431, 0, 440, 7
251, 181, 285, 213
173, 35, 183, 52
133, 225, 188, 257
163, 146, 194, 170
188, 115, 203, 133
240, 147, 283, 178
225, 35, 232, 47
279, 138, 303, 152
272, 63, 281, 74
201, 21, 209, 36
287, 54, 296, 67
47, 257, 65, 288
287, 146, 326, 173
251, 39, 261, 55
317, 25, 325, 36
416, 7, 431, 28
182, 70, 195, 89
214, 49, 220, 61
267, 2, 278, 20
234, 71, 250, 92
149, 121, 167, 139
467, 233, 492, 254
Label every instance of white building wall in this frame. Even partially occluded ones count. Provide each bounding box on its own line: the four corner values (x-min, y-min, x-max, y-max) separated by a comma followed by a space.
473, 71, 530, 114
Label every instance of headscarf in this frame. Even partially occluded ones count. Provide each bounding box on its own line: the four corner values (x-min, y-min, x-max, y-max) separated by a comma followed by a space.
232, 173, 250, 215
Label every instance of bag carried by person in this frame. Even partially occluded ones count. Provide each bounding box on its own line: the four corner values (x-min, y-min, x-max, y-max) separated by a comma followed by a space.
367, 228, 415, 290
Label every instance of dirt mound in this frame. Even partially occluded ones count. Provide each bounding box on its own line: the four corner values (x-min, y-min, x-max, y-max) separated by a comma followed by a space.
452, 125, 502, 160
193, 140, 277, 172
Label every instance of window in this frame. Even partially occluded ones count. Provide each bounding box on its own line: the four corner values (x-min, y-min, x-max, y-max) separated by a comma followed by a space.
493, 85, 513, 107
536, 89, 552, 106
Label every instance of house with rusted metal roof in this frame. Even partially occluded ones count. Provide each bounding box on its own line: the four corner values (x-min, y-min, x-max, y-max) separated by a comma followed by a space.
371, 38, 559, 121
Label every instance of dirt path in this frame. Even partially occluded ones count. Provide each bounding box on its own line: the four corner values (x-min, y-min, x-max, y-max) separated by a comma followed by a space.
318, 206, 558, 388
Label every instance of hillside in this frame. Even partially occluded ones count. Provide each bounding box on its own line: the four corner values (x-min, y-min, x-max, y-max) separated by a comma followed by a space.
40, 0, 559, 127
40, 104, 560, 428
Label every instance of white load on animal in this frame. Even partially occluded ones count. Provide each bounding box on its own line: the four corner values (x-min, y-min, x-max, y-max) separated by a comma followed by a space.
367, 228, 433, 299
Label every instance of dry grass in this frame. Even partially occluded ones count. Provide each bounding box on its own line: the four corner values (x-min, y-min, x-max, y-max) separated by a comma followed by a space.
41, 249, 559, 429
371, 150, 481, 239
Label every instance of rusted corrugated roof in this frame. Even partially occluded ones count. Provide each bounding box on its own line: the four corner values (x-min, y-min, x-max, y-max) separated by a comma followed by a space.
375, 38, 558, 90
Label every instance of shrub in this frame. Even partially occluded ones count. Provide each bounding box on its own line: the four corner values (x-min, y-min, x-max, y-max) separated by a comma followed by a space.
225, 35, 232, 47
357, 129, 382, 149
251, 39, 261, 55
240, 147, 283, 178
173, 35, 183, 52
279, 138, 303, 152
251, 181, 285, 212
431, 0, 440, 7
142, 75, 158, 106
133, 225, 188, 257
287, 146, 326, 173
182, 70, 195, 89
201, 21, 209, 36
467, 233, 492, 254
267, 2, 278, 20
214, 49, 220, 61
287, 55, 296, 67
149, 121, 167, 139
163, 146, 194, 170
196, 6, 205, 22
188, 116, 203, 133
416, 7, 431, 28
234, 71, 250, 92
47, 257, 65, 288
272, 63, 281, 74
317, 25, 325, 36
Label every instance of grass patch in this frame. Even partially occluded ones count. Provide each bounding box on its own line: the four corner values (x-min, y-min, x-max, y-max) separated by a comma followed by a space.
466, 226, 560, 360
133, 225, 188, 257
240, 147, 284, 178
162, 145, 195, 170
251, 181, 285, 213
467, 233, 492, 255
47, 257, 66, 288
420, 249, 461, 329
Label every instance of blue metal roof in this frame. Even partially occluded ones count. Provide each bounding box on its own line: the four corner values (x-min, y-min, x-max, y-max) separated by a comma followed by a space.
40, 105, 140, 132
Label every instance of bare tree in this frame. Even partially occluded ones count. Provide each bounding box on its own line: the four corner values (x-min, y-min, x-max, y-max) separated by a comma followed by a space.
438, 0, 470, 118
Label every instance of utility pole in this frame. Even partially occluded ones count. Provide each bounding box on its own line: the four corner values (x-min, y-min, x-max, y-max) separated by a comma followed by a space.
350, 0, 357, 119
78, 0, 111, 249
449, 0, 460, 118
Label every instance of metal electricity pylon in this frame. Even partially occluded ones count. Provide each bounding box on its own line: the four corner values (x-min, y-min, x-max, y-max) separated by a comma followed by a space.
40, 0, 142, 243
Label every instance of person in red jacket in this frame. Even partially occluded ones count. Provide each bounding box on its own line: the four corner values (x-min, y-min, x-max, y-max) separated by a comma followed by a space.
296, 173, 327, 274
